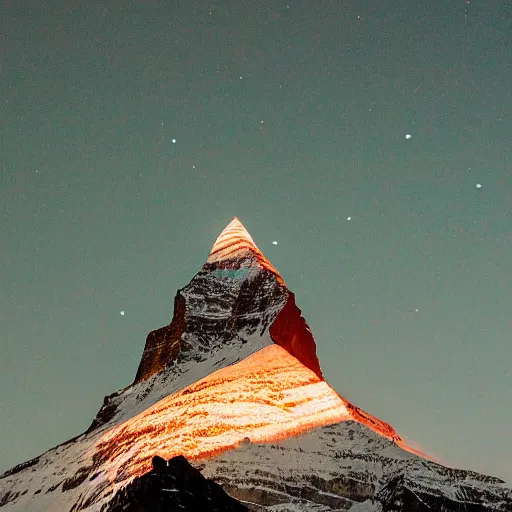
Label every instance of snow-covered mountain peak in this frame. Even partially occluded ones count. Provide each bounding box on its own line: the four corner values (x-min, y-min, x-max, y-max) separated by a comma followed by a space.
208, 217, 257, 261
207, 217, 284, 283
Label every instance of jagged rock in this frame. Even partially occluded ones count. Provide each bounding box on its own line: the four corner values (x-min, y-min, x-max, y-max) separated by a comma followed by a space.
104, 455, 248, 512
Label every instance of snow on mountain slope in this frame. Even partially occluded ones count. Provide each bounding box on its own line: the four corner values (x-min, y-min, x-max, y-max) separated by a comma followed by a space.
200, 421, 511, 511
0, 329, 276, 511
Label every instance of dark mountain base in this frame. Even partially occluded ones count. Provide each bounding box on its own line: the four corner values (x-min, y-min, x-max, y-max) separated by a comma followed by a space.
104, 456, 248, 512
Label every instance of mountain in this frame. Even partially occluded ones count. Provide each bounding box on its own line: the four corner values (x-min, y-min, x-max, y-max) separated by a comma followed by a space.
1, 217, 511, 511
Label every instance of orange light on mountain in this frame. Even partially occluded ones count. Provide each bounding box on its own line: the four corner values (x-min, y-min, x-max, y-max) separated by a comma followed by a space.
207, 217, 285, 284
95, 345, 351, 482
95, 344, 425, 487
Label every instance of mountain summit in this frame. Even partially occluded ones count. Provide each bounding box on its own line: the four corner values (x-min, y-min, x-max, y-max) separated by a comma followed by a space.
134, 216, 321, 387
1, 218, 511, 511
207, 217, 281, 277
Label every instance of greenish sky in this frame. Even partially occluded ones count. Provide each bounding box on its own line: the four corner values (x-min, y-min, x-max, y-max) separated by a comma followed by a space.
1, 0, 511, 483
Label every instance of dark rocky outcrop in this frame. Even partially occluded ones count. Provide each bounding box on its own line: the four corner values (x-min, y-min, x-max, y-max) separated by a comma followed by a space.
104, 455, 248, 512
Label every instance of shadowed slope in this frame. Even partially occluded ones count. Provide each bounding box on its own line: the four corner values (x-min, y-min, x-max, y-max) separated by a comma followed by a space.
270, 290, 323, 379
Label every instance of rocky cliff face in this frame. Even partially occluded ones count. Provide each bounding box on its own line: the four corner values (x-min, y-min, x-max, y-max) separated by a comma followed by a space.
133, 256, 286, 386
1, 218, 511, 512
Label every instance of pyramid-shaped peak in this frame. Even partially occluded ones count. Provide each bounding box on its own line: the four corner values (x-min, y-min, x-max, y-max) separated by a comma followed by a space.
207, 217, 259, 262
207, 218, 283, 282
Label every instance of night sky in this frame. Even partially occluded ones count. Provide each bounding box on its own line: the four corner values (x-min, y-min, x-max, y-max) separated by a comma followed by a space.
1, 0, 511, 483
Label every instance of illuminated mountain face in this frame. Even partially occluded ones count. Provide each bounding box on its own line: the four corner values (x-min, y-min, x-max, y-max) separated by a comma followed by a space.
95, 345, 350, 484
2, 218, 511, 512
